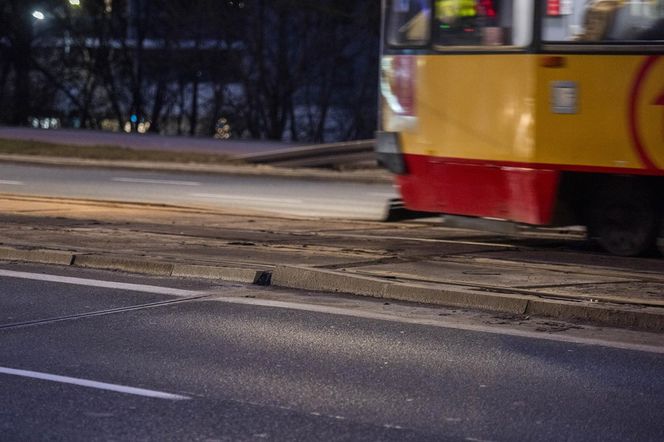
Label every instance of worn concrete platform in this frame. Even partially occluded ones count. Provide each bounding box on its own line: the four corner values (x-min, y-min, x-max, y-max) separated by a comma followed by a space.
1, 195, 664, 332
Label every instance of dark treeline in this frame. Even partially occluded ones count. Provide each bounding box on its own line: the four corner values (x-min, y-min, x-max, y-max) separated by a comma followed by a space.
0, 0, 380, 142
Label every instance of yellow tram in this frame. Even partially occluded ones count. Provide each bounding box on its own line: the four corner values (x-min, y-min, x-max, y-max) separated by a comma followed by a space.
377, 0, 664, 255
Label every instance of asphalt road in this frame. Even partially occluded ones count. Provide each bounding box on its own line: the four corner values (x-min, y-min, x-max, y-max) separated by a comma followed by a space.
0, 163, 396, 220
1, 263, 663, 441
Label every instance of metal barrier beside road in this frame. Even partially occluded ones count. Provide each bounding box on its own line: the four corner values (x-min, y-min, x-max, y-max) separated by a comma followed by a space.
0, 127, 377, 169
238, 140, 376, 168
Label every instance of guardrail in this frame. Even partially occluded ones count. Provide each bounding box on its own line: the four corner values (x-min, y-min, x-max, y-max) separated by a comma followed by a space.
0, 127, 377, 168
238, 139, 376, 168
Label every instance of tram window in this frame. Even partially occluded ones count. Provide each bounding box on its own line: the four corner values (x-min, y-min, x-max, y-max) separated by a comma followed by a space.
433, 0, 533, 47
386, 0, 432, 46
542, 0, 664, 42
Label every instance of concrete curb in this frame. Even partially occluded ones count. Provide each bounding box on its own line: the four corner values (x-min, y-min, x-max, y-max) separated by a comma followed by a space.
73, 255, 175, 276
0, 154, 393, 184
171, 263, 271, 285
270, 265, 664, 333
1, 246, 663, 332
0, 247, 271, 285
0, 246, 74, 266
270, 265, 529, 314
524, 298, 664, 332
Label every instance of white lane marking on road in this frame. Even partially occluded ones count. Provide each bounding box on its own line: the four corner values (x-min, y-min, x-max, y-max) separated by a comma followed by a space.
0, 270, 198, 297
214, 296, 664, 355
191, 193, 303, 204
0, 367, 190, 400
0, 180, 24, 185
2, 272, 658, 354
112, 177, 201, 186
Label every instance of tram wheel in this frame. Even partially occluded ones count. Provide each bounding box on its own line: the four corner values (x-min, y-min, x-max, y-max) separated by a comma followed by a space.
588, 187, 658, 257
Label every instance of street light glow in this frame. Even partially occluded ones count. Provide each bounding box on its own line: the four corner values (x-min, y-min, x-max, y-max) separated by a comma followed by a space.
32, 10, 45, 20
69, 0, 81, 6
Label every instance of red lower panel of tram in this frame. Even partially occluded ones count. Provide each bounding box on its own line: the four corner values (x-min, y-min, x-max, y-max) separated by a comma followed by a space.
397, 154, 560, 225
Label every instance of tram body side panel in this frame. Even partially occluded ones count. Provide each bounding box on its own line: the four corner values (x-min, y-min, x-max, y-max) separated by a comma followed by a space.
395, 54, 538, 163
534, 54, 664, 172
389, 54, 560, 225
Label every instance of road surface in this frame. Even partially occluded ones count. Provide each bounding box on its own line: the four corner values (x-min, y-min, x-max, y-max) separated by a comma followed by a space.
1, 263, 663, 441
0, 163, 397, 219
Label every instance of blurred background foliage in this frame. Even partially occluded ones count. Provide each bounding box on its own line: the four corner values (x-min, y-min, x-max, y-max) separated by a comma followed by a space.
0, 0, 380, 142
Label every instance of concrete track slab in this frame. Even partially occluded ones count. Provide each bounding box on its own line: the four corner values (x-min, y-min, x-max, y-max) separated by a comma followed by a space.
486, 249, 664, 275
342, 260, 633, 290
1, 196, 664, 331
538, 281, 664, 305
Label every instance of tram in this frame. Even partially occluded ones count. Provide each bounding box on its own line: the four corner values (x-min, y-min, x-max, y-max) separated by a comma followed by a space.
376, 0, 664, 256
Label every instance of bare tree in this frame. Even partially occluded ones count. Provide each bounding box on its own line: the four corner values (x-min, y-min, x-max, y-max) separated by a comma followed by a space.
0, 0, 380, 142
1, 0, 40, 125
234, 0, 379, 142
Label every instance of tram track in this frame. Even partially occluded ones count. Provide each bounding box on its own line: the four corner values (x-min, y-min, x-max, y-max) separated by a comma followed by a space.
2, 194, 664, 331
2, 204, 663, 282
436, 255, 664, 283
